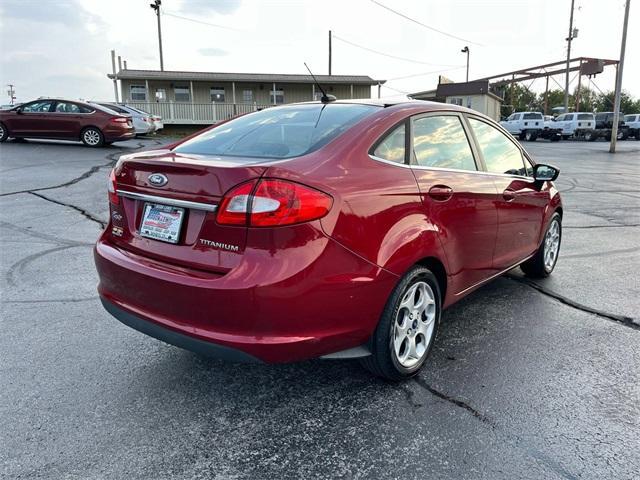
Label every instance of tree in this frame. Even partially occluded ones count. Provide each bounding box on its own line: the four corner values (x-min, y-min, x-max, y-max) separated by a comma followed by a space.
594, 90, 638, 113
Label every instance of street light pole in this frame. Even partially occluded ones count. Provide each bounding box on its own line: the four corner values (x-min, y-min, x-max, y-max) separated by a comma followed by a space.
150, 0, 164, 71
609, 0, 631, 154
461, 46, 469, 82
563, 0, 575, 112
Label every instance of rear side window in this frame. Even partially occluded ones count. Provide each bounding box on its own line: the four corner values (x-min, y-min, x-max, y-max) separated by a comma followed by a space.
174, 103, 380, 160
523, 113, 543, 120
99, 103, 128, 114
412, 116, 476, 171
577, 113, 593, 120
372, 123, 406, 163
468, 118, 526, 176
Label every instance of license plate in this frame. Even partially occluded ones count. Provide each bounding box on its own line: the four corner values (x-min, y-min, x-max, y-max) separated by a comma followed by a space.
140, 203, 184, 244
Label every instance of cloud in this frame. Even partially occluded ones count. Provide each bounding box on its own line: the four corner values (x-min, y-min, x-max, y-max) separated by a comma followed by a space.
176, 0, 241, 16
0, 0, 105, 28
198, 47, 228, 57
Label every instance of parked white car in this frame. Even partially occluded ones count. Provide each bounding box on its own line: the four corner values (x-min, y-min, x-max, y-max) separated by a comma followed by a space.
500, 112, 545, 141
623, 114, 640, 140
91, 102, 155, 135
553, 112, 595, 138
125, 105, 163, 132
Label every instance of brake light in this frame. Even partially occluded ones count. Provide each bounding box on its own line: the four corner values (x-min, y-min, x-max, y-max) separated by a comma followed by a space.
216, 179, 332, 227
110, 117, 128, 123
108, 169, 119, 205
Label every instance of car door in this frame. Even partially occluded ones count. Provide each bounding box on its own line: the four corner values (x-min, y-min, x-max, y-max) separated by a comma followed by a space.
6, 100, 55, 136
49, 101, 86, 138
466, 116, 548, 270
409, 112, 499, 293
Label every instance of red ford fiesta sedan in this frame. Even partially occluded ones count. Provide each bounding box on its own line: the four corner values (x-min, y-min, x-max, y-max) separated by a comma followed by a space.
94, 99, 562, 380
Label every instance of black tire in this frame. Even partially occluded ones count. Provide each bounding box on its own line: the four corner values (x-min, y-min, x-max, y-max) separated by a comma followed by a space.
80, 127, 104, 147
584, 131, 595, 142
518, 132, 526, 141
360, 266, 441, 381
619, 131, 629, 140
0, 122, 8, 142
520, 213, 562, 278
562, 135, 570, 140
524, 130, 535, 142
550, 134, 561, 142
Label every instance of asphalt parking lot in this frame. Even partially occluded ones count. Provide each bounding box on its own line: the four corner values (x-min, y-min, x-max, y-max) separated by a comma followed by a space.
1, 137, 639, 479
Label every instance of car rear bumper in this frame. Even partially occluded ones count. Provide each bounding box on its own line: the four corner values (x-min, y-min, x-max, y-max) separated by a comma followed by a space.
94, 231, 397, 363
101, 297, 262, 362
105, 130, 135, 142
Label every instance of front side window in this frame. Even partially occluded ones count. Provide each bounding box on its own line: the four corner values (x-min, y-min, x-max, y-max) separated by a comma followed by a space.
565, 114, 575, 121
21, 100, 54, 113
372, 124, 405, 164
468, 118, 526, 176
130, 85, 146, 101
174, 103, 379, 160
210, 87, 225, 103
174, 86, 190, 102
412, 115, 476, 171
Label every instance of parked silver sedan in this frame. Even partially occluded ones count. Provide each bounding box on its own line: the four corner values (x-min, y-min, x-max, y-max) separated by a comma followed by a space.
90, 102, 155, 135
124, 105, 163, 132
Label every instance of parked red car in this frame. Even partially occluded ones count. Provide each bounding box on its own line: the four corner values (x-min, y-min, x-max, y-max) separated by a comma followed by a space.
0, 98, 135, 147
94, 100, 562, 380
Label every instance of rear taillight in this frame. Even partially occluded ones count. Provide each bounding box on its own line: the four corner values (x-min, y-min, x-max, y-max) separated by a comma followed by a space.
216, 179, 332, 227
108, 169, 119, 205
110, 117, 128, 123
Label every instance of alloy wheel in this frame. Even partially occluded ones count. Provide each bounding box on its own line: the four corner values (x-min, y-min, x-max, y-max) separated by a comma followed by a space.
83, 129, 101, 146
543, 219, 561, 271
393, 281, 436, 368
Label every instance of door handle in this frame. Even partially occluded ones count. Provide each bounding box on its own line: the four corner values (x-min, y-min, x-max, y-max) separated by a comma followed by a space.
502, 189, 517, 201
428, 185, 453, 201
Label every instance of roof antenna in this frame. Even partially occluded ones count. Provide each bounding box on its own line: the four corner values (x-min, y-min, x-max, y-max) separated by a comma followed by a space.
304, 62, 336, 103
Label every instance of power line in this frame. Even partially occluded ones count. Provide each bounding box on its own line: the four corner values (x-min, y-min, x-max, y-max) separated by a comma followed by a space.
387, 66, 465, 81
369, 0, 482, 46
162, 11, 241, 31
332, 33, 462, 67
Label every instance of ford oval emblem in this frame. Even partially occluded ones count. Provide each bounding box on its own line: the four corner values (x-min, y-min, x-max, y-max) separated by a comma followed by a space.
148, 173, 168, 187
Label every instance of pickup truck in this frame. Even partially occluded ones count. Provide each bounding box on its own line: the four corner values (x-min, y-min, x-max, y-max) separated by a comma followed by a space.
623, 114, 640, 140
500, 112, 556, 141
586, 112, 630, 141
553, 112, 595, 139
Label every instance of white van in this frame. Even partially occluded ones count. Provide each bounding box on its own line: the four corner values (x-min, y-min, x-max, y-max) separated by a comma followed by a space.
553, 112, 595, 138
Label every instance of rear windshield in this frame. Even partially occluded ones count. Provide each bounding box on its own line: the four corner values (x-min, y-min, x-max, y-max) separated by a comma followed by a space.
523, 113, 542, 120
578, 113, 594, 120
173, 103, 380, 159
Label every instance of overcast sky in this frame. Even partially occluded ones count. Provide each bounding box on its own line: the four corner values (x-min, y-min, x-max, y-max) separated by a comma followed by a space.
0, 0, 638, 104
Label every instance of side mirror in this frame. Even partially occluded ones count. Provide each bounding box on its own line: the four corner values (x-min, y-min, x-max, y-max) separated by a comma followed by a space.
15, 107, 22, 114
533, 163, 559, 182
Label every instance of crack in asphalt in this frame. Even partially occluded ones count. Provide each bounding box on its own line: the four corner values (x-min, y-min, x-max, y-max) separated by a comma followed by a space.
412, 376, 496, 427
5, 244, 89, 287
506, 274, 639, 330
563, 224, 640, 229
28, 191, 106, 229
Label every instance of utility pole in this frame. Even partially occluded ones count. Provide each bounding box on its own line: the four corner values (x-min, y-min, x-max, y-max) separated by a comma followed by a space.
461, 46, 469, 82
110, 50, 119, 102
564, 0, 575, 112
6, 84, 16, 105
150, 0, 164, 71
328, 30, 332, 75
610, 0, 631, 154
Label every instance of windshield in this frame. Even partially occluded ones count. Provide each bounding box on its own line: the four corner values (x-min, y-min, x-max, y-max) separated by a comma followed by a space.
173, 103, 380, 159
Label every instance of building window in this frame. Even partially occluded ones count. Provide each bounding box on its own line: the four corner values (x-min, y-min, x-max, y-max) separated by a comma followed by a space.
155, 89, 166, 101
130, 85, 146, 101
448, 97, 463, 106
270, 88, 284, 104
210, 87, 225, 103
243, 90, 253, 103
174, 86, 190, 102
